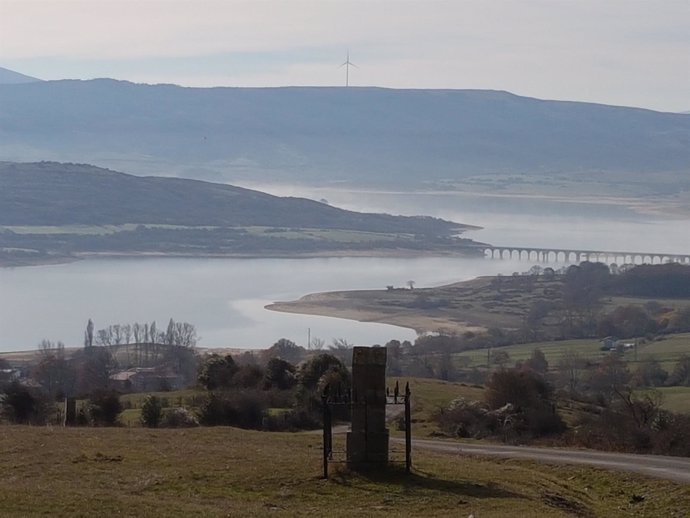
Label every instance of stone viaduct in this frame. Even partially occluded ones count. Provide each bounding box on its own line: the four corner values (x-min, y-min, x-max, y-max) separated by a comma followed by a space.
483, 246, 690, 265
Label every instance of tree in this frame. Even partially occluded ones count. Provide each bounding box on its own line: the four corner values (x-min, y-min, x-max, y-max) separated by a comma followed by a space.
407, 280, 415, 290
149, 321, 157, 344
166, 318, 175, 346
485, 368, 565, 437
631, 358, 668, 387
299, 353, 349, 392
74, 347, 116, 395
33, 353, 76, 399
492, 350, 511, 368
556, 349, 587, 395
668, 355, 690, 386
523, 348, 548, 375
112, 324, 123, 345
84, 319, 94, 348
96, 328, 111, 347
86, 390, 122, 426
586, 354, 631, 402
1, 381, 49, 424
141, 395, 164, 428
264, 358, 297, 390
231, 364, 264, 389
263, 338, 305, 365
38, 339, 64, 358
174, 322, 197, 347
198, 354, 238, 390
310, 337, 325, 351
122, 324, 132, 345
328, 338, 353, 364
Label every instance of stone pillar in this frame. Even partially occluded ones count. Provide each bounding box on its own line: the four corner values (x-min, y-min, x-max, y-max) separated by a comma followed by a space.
347, 346, 389, 469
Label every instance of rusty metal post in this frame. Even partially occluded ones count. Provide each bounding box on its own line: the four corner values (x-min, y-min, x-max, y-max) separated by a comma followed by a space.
404, 382, 412, 474
322, 391, 331, 479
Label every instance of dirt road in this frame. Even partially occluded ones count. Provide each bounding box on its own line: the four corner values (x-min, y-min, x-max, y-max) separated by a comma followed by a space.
398, 438, 690, 484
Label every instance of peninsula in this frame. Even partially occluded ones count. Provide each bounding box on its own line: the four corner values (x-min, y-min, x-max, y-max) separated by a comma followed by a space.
0, 161, 485, 267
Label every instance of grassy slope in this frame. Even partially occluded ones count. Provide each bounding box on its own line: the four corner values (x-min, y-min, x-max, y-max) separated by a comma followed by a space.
1, 426, 688, 517
456, 334, 690, 372
388, 377, 485, 436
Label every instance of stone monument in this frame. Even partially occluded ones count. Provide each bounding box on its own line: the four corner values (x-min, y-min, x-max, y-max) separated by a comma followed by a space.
346, 346, 389, 469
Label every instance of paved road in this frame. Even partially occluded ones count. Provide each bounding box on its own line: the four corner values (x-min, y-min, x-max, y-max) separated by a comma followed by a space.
394, 438, 690, 484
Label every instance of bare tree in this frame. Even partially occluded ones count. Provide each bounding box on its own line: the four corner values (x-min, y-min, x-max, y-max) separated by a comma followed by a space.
84, 319, 94, 348
174, 322, 197, 348
96, 328, 111, 346
38, 339, 55, 358
166, 318, 176, 346
112, 324, 123, 345
122, 324, 132, 345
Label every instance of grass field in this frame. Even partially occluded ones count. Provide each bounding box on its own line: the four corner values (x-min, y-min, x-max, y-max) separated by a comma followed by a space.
1, 425, 688, 517
643, 386, 690, 414
388, 377, 484, 436
455, 333, 690, 371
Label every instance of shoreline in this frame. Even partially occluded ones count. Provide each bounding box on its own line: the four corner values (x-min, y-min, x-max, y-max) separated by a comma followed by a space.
265, 277, 494, 337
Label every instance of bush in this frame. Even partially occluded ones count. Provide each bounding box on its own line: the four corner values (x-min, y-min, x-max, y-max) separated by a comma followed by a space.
140, 395, 164, 428
161, 407, 199, 428
485, 368, 565, 438
198, 354, 238, 390
261, 408, 321, 431
0, 381, 50, 424
197, 390, 266, 429
86, 390, 122, 426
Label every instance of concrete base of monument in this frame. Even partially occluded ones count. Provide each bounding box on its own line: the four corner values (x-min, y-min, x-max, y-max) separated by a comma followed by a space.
346, 430, 390, 469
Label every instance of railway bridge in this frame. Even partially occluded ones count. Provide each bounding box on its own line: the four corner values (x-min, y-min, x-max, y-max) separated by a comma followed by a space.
483, 246, 690, 265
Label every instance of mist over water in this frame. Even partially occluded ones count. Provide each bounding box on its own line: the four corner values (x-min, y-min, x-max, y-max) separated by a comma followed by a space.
1, 190, 688, 352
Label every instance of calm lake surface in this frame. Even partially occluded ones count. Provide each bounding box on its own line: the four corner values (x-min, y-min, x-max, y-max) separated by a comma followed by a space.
1, 190, 688, 352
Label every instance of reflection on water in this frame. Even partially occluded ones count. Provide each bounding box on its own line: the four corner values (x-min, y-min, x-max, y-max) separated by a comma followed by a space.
1, 191, 688, 352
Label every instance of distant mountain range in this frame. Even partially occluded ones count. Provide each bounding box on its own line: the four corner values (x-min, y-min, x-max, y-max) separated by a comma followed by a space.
0, 66, 41, 84
1, 77, 689, 192
0, 162, 481, 266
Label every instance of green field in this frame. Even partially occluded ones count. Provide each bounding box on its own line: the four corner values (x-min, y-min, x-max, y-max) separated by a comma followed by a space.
644, 386, 690, 414
388, 377, 485, 436
455, 333, 690, 371
1, 425, 688, 517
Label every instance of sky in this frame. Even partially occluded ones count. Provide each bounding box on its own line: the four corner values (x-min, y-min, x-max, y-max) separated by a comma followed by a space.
0, 0, 689, 112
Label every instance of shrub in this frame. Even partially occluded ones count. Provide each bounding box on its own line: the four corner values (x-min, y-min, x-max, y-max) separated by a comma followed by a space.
485, 368, 565, 438
140, 395, 164, 428
197, 390, 266, 429
86, 390, 122, 426
261, 408, 321, 432
198, 354, 238, 390
161, 407, 199, 428
0, 381, 50, 424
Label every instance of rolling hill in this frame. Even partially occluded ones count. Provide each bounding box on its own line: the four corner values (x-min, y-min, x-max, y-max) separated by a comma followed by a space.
1, 79, 689, 191
0, 161, 482, 265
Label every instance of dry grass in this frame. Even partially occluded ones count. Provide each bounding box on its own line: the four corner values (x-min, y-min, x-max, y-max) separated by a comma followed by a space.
1, 425, 688, 517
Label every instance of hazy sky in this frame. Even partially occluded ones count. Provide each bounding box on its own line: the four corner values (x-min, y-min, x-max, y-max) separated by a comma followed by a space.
1, 0, 688, 111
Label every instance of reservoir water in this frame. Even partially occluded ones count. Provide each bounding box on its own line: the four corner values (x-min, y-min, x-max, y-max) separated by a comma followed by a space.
1, 190, 688, 352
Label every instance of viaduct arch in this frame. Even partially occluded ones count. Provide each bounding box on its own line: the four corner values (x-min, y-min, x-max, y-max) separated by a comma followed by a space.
483, 246, 690, 265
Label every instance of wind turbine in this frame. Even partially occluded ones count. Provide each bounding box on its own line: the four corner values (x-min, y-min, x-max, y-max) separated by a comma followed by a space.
339, 51, 357, 87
